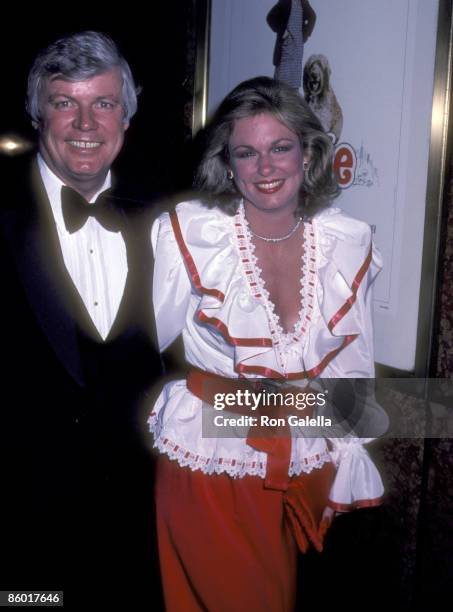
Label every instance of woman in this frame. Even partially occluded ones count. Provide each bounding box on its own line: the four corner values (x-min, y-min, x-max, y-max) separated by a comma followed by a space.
149, 77, 384, 612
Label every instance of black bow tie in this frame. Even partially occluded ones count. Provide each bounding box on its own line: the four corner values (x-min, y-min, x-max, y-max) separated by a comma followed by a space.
61, 185, 123, 234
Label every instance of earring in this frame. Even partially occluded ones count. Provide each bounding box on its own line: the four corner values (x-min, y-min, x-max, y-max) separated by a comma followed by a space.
227, 169, 234, 180
303, 161, 309, 171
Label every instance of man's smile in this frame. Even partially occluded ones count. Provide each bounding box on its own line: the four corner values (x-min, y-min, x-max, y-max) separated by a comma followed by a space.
66, 140, 102, 149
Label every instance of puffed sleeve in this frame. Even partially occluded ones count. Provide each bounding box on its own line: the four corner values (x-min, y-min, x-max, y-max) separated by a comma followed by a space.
151, 212, 192, 352
328, 237, 386, 509
315, 212, 387, 509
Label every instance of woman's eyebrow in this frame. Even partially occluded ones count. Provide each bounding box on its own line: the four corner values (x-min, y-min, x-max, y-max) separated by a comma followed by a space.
231, 138, 295, 150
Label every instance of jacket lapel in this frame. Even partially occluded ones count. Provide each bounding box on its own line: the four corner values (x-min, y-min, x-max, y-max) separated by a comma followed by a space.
4, 161, 102, 384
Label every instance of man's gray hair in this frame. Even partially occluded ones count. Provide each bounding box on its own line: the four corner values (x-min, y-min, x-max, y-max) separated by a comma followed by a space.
26, 31, 139, 125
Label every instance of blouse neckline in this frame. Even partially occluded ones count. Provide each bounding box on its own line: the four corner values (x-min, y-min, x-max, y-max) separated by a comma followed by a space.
234, 201, 317, 371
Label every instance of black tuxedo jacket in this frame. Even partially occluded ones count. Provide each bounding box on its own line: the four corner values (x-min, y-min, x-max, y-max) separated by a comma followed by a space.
0, 153, 164, 609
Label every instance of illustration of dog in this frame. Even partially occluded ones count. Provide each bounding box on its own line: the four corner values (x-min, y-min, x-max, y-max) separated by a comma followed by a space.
303, 54, 343, 143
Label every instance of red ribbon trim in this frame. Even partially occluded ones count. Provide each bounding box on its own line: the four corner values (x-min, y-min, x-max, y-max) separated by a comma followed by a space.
327, 496, 383, 512
236, 334, 357, 380
302, 334, 358, 378
197, 311, 273, 348
328, 244, 373, 332
235, 363, 286, 379
170, 210, 225, 302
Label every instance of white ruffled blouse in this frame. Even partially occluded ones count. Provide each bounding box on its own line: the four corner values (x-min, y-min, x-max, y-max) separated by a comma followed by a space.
149, 199, 385, 510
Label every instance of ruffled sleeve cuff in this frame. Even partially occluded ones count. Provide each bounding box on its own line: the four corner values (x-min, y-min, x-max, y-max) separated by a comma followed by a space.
327, 438, 384, 511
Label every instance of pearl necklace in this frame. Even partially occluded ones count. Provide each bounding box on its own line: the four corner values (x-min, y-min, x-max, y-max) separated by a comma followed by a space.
247, 215, 303, 243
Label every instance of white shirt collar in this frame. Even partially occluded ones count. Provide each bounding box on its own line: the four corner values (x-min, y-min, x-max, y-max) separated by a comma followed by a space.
37, 153, 112, 230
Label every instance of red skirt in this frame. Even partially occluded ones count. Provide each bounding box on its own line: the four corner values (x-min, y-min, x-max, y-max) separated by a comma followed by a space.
155, 455, 335, 612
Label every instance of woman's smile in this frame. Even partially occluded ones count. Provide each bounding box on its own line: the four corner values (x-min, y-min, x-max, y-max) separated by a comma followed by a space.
254, 179, 285, 194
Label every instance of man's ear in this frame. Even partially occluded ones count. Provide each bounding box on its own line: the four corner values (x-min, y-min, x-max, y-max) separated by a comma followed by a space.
123, 121, 130, 131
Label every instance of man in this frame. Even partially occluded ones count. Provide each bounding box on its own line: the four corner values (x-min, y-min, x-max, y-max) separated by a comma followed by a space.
0, 32, 163, 609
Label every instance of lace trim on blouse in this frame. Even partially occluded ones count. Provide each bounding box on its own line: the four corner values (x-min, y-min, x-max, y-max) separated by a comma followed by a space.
234, 201, 318, 373
149, 409, 331, 477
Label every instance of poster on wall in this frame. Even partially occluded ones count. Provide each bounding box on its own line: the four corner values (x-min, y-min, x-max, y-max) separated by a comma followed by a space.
205, 0, 449, 374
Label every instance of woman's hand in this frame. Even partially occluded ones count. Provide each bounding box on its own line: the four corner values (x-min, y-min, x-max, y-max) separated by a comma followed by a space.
321, 505, 336, 526
318, 505, 346, 541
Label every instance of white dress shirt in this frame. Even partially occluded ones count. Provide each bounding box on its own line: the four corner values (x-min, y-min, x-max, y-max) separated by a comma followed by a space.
38, 155, 128, 340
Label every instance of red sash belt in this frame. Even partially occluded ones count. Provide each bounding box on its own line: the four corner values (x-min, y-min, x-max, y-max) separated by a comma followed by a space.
187, 368, 335, 552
